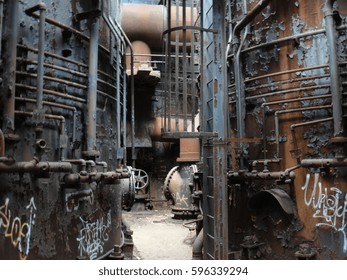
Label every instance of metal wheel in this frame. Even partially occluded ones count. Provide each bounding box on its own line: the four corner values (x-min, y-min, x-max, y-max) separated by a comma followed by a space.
133, 169, 149, 190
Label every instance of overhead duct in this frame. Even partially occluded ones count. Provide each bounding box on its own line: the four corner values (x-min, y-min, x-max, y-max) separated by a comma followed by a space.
121, 3, 197, 52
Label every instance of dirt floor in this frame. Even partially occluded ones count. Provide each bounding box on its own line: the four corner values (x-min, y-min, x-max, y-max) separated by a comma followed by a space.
123, 209, 196, 260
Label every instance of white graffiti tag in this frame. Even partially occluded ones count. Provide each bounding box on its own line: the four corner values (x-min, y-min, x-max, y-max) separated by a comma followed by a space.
172, 192, 189, 207
77, 211, 112, 260
0, 197, 37, 259
302, 173, 347, 252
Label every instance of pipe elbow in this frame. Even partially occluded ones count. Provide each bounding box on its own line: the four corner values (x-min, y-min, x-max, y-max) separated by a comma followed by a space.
192, 229, 204, 260
323, 0, 336, 16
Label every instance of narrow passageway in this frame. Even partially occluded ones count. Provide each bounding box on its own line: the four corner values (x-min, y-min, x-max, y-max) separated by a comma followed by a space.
123, 210, 194, 260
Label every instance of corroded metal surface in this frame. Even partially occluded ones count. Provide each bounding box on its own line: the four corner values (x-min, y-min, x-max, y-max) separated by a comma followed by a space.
0, 0, 131, 259
227, 0, 347, 259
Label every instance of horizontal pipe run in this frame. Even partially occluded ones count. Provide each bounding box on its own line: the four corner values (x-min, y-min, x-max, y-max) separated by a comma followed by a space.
275, 104, 332, 157
261, 94, 332, 108
15, 110, 65, 133
230, 84, 331, 104
0, 159, 72, 173
242, 28, 326, 55
239, 24, 347, 56
246, 74, 331, 93
16, 97, 77, 112
17, 58, 88, 78
16, 71, 87, 90
18, 44, 88, 68
245, 84, 331, 101
25, 6, 111, 55
16, 83, 86, 103
17, 44, 115, 83
301, 158, 347, 167
16, 71, 117, 101
290, 117, 333, 130
245, 64, 329, 84
63, 171, 130, 185
228, 170, 295, 181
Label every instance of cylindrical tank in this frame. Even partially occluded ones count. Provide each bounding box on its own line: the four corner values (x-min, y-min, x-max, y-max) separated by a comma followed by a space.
228, 0, 347, 259
0, 0, 131, 259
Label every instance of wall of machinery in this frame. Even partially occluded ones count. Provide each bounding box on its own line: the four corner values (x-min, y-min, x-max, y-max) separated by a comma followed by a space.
0, 0, 136, 259
225, 0, 347, 260
143, 0, 347, 260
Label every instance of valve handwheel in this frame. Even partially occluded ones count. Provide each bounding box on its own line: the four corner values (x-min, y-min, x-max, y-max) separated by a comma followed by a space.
133, 169, 149, 190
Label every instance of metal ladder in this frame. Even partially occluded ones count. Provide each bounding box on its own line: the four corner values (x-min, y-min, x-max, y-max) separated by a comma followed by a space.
200, 0, 229, 260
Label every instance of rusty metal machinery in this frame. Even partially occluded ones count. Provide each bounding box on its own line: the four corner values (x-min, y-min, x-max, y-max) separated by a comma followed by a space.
0, 0, 134, 259
3, 0, 347, 261
156, 0, 347, 260
224, 0, 347, 260
163, 164, 201, 217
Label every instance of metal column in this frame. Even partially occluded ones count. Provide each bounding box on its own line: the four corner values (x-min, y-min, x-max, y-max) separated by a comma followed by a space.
201, 0, 229, 260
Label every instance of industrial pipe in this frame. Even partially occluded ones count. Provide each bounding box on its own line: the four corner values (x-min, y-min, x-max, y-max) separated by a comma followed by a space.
324, 0, 343, 137
121, 4, 196, 52
0, 0, 4, 58
24, 3, 47, 111
114, 20, 135, 167
126, 41, 151, 70
123, 62, 127, 166
232, 0, 273, 169
301, 158, 347, 167
96, 161, 108, 173
274, 104, 332, 157
228, 170, 295, 182
102, 0, 135, 166
261, 94, 331, 158
290, 117, 333, 162
192, 229, 204, 260
233, 0, 273, 39
85, 16, 100, 158
64, 159, 87, 171
63, 171, 129, 186
2, 0, 19, 134
0, 129, 4, 157
0, 159, 72, 173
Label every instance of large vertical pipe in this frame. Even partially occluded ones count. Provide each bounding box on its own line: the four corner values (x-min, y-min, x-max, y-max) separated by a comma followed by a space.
116, 38, 121, 167
0, 0, 5, 58
86, 17, 100, 157
192, 228, 204, 260
37, 4, 46, 111
123, 65, 127, 166
0, 129, 4, 157
113, 19, 135, 167
182, 0, 188, 131
232, 0, 273, 169
102, 0, 131, 166
3, 0, 19, 133
324, 0, 343, 137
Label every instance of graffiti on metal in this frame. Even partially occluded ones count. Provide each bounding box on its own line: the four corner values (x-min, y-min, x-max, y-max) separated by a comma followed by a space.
302, 173, 347, 252
0, 197, 37, 259
64, 188, 94, 212
76, 210, 112, 260
172, 192, 189, 207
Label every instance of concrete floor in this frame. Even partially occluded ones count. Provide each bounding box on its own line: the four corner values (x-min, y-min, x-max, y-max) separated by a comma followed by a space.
123, 209, 195, 260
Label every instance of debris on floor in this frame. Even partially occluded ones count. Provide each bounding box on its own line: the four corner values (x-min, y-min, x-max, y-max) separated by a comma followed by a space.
123, 210, 195, 260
